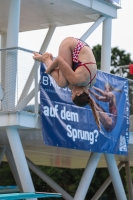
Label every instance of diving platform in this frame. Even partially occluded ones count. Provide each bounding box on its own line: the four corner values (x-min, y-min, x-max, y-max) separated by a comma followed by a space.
1, 1, 133, 200
0, 0, 120, 34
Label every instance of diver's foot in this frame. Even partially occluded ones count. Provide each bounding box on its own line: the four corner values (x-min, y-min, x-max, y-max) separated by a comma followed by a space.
42, 52, 52, 62
41, 52, 53, 68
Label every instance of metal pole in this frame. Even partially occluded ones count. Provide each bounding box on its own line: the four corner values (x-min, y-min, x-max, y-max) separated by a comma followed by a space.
74, 153, 101, 200
0, 33, 7, 110
80, 16, 106, 41
105, 154, 127, 200
125, 162, 133, 200
27, 157, 73, 200
3, 0, 21, 110
119, 67, 123, 77
40, 25, 56, 52
101, 17, 112, 73
1, 32, 7, 48
0, 146, 6, 164
91, 162, 124, 200
1, 33, 7, 68
6, 127, 36, 200
18, 25, 56, 104
6, 0, 20, 47
5, 149, 23, 192
34, 63, 38, 114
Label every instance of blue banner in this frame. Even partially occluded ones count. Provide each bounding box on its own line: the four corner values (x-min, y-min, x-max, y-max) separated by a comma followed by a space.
40, 63, 129, 155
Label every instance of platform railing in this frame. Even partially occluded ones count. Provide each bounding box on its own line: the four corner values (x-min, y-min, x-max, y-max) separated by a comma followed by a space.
0, 47, 40, 114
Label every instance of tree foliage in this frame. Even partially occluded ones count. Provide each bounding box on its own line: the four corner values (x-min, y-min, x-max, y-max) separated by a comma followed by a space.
0, 162, 16, 186
92, 44, 133, 78
92, 44, 101, 70
0, 162, 129, 200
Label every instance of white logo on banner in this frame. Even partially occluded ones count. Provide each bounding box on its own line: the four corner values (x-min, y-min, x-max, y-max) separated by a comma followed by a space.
119, 136, 127, 152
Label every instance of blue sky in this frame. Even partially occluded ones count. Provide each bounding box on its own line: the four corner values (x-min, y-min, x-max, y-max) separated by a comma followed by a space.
19, 1, 133, 59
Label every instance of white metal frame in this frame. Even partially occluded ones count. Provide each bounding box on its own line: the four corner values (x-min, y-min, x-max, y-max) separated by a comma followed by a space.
0, 0, 132, 200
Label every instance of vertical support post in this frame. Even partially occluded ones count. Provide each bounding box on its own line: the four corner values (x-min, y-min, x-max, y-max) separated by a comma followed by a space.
119, 67, 123, 77
91, 162, 124, 200
0, 147, 6, 164
34, 62, 38, 114
1, 32, 7, 48
3, 0, 21, 110
1, 33, 7, 88
101, 17, 112, 73
6, 127, 36, 200
7, 0, 20, 47
125, 162, 133, 200
5, 149, 23, 192
74, 153, 101, 200
105, 154, 127, 200
0, 33, 7, 110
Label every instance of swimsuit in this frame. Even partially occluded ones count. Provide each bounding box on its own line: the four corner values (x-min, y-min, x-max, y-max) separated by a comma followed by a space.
72, 38, 96, 87
104, 103, 117, 132
109, 104, 117, 115
105, 113, 117, 132
96, 102, 117, 132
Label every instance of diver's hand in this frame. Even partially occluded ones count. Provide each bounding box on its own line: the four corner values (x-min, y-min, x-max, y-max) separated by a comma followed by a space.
33, 52, 53, 63
33, 52, 43, 62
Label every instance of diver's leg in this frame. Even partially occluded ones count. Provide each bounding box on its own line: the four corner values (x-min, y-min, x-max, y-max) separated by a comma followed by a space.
93, 101, 113, 129
50, 67, 69, 88
45, 45, 72, 74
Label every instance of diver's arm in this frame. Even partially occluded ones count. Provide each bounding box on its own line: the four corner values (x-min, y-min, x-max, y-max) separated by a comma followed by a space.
89, 89, 108, 102
93, 86, 108, 97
